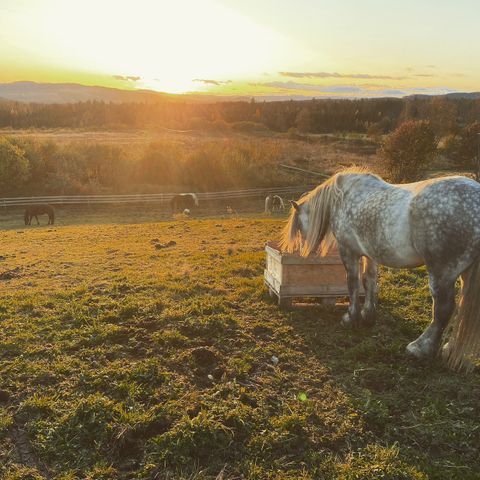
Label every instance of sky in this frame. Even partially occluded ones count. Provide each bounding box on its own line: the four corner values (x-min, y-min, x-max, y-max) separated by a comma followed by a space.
1, 0, 479, 98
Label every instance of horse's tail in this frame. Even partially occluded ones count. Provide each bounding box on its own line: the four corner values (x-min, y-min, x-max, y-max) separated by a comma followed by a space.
444, 257, 480, 371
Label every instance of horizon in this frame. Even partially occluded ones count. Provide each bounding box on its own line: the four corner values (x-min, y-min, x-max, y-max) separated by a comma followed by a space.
2, 0, 480, 100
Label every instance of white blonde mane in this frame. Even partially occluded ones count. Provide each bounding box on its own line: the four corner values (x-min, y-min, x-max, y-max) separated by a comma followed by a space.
281, 168, 371, 256
184, 193, 198, 206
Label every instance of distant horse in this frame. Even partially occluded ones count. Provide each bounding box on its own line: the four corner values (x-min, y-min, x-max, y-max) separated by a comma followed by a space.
24, 204, 55, 225
282, 168, 480, 370
265, 195, 285, 214
170, 193, 199, 215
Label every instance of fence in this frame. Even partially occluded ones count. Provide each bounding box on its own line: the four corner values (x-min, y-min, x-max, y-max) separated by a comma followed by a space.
0, 185, 314, 208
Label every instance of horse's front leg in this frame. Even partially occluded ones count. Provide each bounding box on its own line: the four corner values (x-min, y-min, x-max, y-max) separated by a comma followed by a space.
339, 247, 362, 327
406, 273, 456, 359
35, 215, 39, 225
361, 257, 378, 326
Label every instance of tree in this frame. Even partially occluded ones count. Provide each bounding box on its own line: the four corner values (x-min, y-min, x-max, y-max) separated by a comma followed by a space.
443, 122, 480, 177
295, 107, 313, 133
367, 116, 392, 138
381, 120, 437, 182
0, 137, 30, 194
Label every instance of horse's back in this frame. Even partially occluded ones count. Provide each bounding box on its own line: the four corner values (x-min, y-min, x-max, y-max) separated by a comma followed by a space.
410, 177, 480, 268
342, 181, 422, 267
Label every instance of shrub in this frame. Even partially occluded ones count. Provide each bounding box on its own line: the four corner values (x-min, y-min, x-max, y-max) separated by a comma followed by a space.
442, 121, 480, 175
0, 136, 30, 193
380, 120, 437, 182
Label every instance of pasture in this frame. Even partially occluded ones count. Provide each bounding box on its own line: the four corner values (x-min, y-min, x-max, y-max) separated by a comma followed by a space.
0, 215, 479, 479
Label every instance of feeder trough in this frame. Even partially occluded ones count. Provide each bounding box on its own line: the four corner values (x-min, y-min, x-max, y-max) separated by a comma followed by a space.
264, 241, 364, 308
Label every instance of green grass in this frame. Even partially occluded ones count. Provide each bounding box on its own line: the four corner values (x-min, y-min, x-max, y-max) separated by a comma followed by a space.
0, 216, 479, 479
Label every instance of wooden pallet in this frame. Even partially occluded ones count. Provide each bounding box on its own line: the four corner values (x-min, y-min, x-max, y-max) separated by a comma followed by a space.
264, 241, 364, 308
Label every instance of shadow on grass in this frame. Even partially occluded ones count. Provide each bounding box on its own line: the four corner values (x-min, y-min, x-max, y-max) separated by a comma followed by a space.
279, 272, 480, 480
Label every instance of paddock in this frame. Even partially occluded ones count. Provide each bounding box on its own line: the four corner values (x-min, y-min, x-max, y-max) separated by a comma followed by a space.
0, 215, 478, 478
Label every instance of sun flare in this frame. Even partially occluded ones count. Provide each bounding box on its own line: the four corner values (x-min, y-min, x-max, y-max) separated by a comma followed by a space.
11, 0, 298, 94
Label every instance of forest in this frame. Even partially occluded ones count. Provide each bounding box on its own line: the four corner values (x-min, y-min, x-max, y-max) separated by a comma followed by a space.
1, 95, 479, 135
0, 95, 479, 197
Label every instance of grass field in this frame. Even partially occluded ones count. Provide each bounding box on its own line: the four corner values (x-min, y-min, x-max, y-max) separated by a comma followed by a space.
0, 215, 479, 479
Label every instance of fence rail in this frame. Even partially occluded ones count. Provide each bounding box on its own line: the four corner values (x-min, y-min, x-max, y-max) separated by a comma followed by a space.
0, 185, 314, 207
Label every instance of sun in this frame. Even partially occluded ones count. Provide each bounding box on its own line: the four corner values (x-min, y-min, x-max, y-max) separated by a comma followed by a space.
28, 0, 296, 93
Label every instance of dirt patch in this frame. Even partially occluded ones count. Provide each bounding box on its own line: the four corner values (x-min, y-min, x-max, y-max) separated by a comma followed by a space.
0, 267, 21, 280
152, 239, 177, 250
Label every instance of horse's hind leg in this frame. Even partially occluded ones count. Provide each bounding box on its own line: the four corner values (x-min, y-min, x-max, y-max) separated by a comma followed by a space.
35, 215, 39, 225
339, 247, 362, 327
361, 257, 378, 326
406, 273, 456, 360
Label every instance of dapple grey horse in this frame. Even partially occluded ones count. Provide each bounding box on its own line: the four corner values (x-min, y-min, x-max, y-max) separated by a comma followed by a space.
282, 169, 480, 370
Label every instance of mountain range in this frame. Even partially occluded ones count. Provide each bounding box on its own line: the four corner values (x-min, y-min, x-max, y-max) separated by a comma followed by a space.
1, 81, 479, 104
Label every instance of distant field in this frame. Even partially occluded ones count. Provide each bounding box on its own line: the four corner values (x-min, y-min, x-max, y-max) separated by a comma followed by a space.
0, 200, 271, 231
0, 127, 379, 174
0, 216, 479, 479
0, 128, 171, 145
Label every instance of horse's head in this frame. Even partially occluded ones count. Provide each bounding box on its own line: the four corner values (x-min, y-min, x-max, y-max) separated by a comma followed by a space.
281, 177, 339, 256
291, 200, 310, 239
280, 200, 310, 254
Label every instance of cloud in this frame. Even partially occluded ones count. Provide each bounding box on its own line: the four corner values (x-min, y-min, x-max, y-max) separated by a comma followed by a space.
113, 75, 141, 81
279, 71, 407, 80
248, 81, 458, 98
193, 79, 232, 86
261, 81, 362, 93
380, 89, 406, 96
414, 73, 435, 77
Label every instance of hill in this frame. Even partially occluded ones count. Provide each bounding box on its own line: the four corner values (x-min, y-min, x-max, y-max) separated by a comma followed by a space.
0, 81, 173, 104
0, 82, 311, 104
406, 92, 480, 100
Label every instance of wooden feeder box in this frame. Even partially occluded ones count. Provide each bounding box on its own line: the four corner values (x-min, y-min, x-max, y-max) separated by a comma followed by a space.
264, 241, 363, 308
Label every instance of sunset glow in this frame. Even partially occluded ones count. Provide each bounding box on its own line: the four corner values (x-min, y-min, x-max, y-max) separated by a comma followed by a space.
1, 0, 479, 98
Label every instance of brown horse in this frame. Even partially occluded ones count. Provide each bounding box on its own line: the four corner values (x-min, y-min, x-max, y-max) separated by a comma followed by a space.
170, 193, 199, 215
24, 204, 55, 225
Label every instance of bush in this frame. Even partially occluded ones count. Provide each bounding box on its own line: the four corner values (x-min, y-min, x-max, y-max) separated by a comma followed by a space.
442, 121, 480, 174
230, 121, 269, 133
0, 137, 30, 194
380, 120, 437, 182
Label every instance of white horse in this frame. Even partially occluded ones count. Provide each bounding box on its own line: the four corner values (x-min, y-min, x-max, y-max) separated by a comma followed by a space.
265, 195, 285, 214
282, 168, 480, 370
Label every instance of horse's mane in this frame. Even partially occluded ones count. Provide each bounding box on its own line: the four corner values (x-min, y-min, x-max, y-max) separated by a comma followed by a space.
281, 167, 374, 256
177, 193, 199, 206
188, 193, 199, 206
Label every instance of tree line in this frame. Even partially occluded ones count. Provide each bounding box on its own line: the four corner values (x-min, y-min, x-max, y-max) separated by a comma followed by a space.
0, 96, 479, 135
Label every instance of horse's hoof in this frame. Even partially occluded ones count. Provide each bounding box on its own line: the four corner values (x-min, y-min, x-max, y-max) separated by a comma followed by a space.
406, 341, 433, 360
341, 312, 352, 328
341, 312, 360, 328
360, 309, 376, 327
